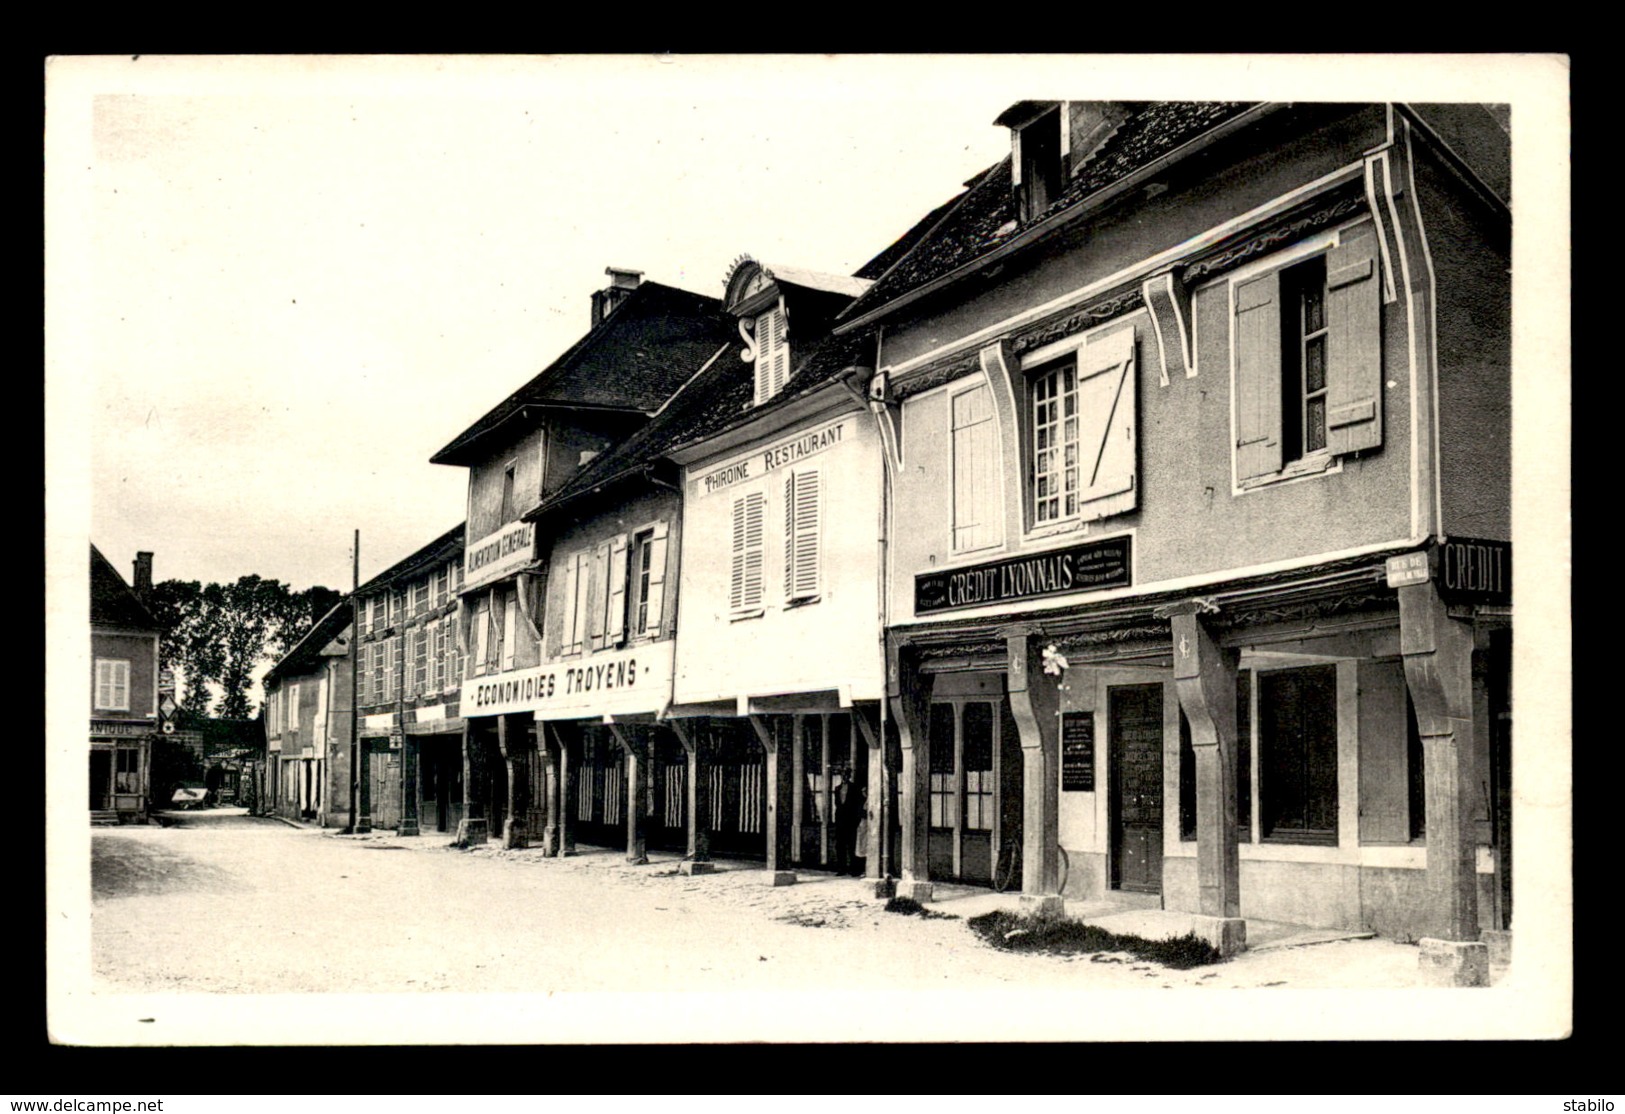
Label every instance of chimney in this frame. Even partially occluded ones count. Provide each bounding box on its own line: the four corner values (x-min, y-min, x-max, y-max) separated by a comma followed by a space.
133, 551, 153, 604
590, 266, 644, 327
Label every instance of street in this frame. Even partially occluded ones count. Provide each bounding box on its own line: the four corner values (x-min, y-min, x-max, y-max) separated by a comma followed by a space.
90, 818, 1445, 999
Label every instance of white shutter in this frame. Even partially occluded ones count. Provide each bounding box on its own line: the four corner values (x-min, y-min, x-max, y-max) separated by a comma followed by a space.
785, 469, 821, 601
587, 542, 610, 650
1235, 271, 1284, 481
643, 523, 669, 637
752, 312, 775, 405
1074, 328, 1138, 518
730, 492, 766, 615
607, 534, 629, 646
473, 600, 490, 672
490, 591, 506, 670
768, 305, 789, 397
1325, 224, 1384, 455
503, 597, 518, 670
952, 385, 998, 551
94, 661, 111, 709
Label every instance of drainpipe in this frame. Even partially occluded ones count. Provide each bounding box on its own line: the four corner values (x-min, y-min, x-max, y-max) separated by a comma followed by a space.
347, 529, 360, 834
868, 326, 896, 883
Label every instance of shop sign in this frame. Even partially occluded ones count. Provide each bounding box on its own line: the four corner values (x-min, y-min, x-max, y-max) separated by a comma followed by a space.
464, 521, 536, 590
461, 640, 674, 719
1061, 711, 1095, 792
915, 536, 1132, 615
1438, 537, 1511, 604
693, 419, 850, 498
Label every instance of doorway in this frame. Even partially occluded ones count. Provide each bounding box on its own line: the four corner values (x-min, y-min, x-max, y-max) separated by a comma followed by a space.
1109, 683, 1164, 895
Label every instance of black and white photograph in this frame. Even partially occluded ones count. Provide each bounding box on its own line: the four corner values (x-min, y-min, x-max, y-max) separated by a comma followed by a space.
45, 53, 1571, 1047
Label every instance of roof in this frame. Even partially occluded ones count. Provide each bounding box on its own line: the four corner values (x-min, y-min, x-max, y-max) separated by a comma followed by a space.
754, 264, 872, 300
265, 598, 353, 686
431, 282, 735, 466
837, 101, 1259, 326
852, 186, 975, 281
90, 544, 156, 630
356, 522, 466, 596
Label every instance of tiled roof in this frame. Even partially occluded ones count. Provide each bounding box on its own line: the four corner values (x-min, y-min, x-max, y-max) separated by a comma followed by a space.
90, 544, 156, 630
431, 282, 735, 466
356, 522, 466, 595
839, 101, 1259, 324
265, 598, 353, 686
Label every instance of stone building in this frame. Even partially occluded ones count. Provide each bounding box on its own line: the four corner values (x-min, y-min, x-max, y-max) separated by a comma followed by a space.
263, 600, 353, 826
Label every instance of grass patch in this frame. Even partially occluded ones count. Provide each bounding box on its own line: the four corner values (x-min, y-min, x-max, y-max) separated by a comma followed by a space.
966, 911, 1222, 969
883, 896, 959, 920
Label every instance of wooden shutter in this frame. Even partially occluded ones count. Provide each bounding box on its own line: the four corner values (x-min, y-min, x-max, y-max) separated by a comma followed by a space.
1234, 270, 1284, 482
753, 306, 789, 403
730, 492, 765, 615
489, 591, 506, 669
503, 597, 518, 669
1075, 329, 1138, 517
587, 542, 610, 649
643, 523, 669, 636
1325, 224, 1384, 455
952, 385, 997, 550
560, 553, 579, 653
1357, 659, 1412, 844
785, 469, 821, 601
607, 534, 629, 646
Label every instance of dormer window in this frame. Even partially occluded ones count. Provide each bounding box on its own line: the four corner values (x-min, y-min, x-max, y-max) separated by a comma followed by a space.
749, 303, 790, 404
1017, 106, 1063, 222
723, 255, 793, 406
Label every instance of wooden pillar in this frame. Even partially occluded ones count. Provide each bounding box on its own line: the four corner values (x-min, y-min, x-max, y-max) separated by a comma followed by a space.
1167, 601, 1242, 920
670, 719, 711, 864
498, 714, 531, 850
791, 714, 805, 865
398, 733, 420, 837
558, 727, 578, 856
888, 636, 933, 901
608, 722, 648, 865
540, 724, 561, 856
355, 735, 373, 834
820, 715, 833, 866
855, 706, 885, 882
751, 715, 794, 876
1400, 580, 1481, 942
1005, 630, 1061, 909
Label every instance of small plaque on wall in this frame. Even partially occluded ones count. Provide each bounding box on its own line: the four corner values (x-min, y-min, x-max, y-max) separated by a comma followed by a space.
1061, 711, 1095, 792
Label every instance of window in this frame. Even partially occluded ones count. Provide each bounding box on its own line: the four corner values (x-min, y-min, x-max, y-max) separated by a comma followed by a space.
502, 596, 519, 670
385, 638, 400, 701
388, 590, 401, 629
783, 469, 821, 604
370, 643, 385, 707
599, 537, 628, 649
1178, 671, 1253, 842
500, 462, 517, 523
286, 683, 300, 732
631, 524, 669, 638
1233, 222, 1383, 487
435, 565, 449, 608
115, 747, 140, 793
1026, 326, 1137, 528
414, 627, 429, 696
447, 621, 462, 690
561, 552, 588, 655
94, 659, 130, 711
928, 703, 956, 829
357, 598, 371, 638
729, 491, 766, 617
1258, 665, 1339, 844
413, 578, 429, 618
1016, 106, 1063, 222
371, 596, 388, 634
750, 303, 790, 405
962, 702, 994, 832
951, 384, 999, 551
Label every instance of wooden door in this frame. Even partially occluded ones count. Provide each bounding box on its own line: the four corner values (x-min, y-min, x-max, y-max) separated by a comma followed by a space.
1110, 684, 1164, 894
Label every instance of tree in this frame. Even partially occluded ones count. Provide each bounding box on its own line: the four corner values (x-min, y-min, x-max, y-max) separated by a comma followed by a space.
150, 576, 343, 718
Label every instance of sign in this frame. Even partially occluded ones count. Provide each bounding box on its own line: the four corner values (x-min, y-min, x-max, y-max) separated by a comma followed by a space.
158, 669, 176, 695
460, 640, 675, 720
463, 521, 537, 591
1438, 536, 1511, 604
915, 536, 1132, 615
1061, 711, 1096, 792
693, 419, 850, 498
1384, 550, 1431, 588
159, 695, 177, 717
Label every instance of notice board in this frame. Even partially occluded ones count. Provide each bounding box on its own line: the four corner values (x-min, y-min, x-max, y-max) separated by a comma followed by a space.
1061, 711, 1095, 792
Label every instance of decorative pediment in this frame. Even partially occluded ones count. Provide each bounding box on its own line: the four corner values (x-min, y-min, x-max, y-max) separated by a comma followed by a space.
722, 254, 781, 318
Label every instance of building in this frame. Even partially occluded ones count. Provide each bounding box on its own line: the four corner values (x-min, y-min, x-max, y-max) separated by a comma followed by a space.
351, 524, 466, 835
833, 101, 1511, 985
263, 600, 354, 826
90, 546, 161, 823
432, 269, 734, 848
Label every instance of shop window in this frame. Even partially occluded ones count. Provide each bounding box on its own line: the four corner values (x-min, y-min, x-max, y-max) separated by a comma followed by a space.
1026, 327, 1137, 529
928, 703, 956, 829
729, 491, 767, 618
962, 702, 994, 832
1177, 671, 1253, 842
783, 469, 822, 604
951, 383, 999, 552
94, 659, 130, 711
115, 746, 141, 793
1259, 665, 1339, 844
1232, 222, 1383, 487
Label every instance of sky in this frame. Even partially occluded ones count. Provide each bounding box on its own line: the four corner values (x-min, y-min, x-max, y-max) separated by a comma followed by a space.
50, 53, 1565, 597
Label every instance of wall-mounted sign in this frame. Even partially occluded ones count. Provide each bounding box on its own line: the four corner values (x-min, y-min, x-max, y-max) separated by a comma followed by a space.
464, 521, 536, 591
1438, 536, 1511, 604
915, 536, 1132, 615
461, 640, 675, 720
1384, 550, 1431, 588
1061, 711, 1096, 792
693, 419, 850, 498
